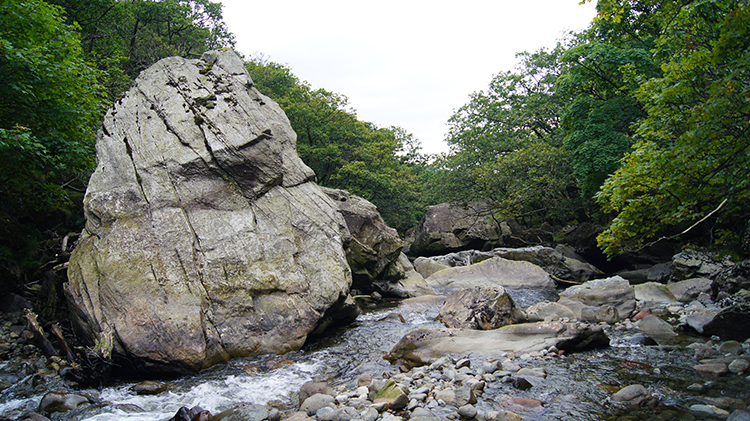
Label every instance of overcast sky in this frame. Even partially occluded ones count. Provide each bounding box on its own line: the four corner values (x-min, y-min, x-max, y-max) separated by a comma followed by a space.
218, 1, 598, 154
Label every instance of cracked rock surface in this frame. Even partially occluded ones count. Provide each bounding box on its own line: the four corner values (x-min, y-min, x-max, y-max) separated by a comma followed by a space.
65, 49, 353, 375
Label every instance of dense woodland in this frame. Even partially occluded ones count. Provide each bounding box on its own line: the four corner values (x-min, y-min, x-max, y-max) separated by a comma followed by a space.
1, 0, 749, 297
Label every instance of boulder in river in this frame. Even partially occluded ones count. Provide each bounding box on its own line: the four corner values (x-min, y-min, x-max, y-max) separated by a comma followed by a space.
322, 188, 405, 296
557, 276, 636, 321
425, 257, 555, 291
385, 322, 609, 367
65, 50, 354, 375
438, 286, 525, 330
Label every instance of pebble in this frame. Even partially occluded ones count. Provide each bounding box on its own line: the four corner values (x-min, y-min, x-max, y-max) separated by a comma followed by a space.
690, 404, 730, 419
729, 358, 750, 374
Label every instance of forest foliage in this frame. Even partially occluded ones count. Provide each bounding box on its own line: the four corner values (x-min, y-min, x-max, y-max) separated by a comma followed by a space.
1, 0, 748, 294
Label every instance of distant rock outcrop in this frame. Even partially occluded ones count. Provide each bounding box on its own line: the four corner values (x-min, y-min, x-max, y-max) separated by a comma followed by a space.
409, 201, 501, 256
65, 50, 355, 375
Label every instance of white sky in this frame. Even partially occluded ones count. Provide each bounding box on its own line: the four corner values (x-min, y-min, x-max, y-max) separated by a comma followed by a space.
218, 1, 598, 154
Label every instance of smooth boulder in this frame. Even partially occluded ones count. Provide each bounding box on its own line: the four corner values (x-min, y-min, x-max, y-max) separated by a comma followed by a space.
557, 276, 636, 321
385, 322, 609, 367
410, 202, 501, 256
65, 50, 353, 375
425, 257, 555, 291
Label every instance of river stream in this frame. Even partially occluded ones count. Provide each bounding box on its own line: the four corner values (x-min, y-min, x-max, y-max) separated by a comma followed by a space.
1, 289, 747, 421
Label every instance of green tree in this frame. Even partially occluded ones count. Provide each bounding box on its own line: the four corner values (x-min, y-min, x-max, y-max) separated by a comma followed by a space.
49, 0, 235, 99
0, 0, 105, 289
596, 0, 750, 256
435, 46, 582, 226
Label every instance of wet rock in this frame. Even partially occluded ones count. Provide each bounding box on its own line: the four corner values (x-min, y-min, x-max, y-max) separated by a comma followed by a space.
414, 257, 452, 279
38, 392, 89, 414
374, 378, 409, 410
496, 398, 544, 413
719, 340, 744, 355
729, 409, 750, 421
669, 278, 713, 303
634, 282, 679, 307
557, 276, 636, 321
299, 382, 332, 406
18, 413, 52, 421
638, 314, 677, 336
525, 302, 576, 322
131, 380, 169, 395
212, 404, 268, 421
283, 411, 314, 421
385, 322, 609, 367
394, 253, 435, 297
425, 257, 555, 291
300, 394, 335, 416
439, 286, 525, 330
457, 404, 478, 419
690, 404, 730, 420
581, 305, 619, 324
702, 290, 750, 341
712, 261, 750, 299
671, 249, 733, 282
694, 362, 729, 377
728, 358, 749, 374
610, 384, 658, 409
686, 308, 723, 334
512, 377, 533, 391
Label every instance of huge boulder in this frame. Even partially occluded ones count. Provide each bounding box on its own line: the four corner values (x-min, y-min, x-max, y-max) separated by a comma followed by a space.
322, 187, 405, 296
671, 249, 734, 282
711, 260, 750, 300
425, 257, 555, 291
65, 50, 354, 375
409, 202, 501, 256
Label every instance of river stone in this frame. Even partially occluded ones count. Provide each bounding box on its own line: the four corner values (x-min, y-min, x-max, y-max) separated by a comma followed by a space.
525, 302, 576, 322
374, 378, 409, 410
557, 276, 636, 321
65, 49, 353, 375
610, 384, 657, 409
634, 282, 679, 307
581, 305, 619, 324
414, 257, 452, 279
728, 358, 749, 374
702, 290, 750, 341
669, 278, 712, 302
425, 257, 554, 291
38, 392, 89, 414
694, 363, 729, 377
299, 381, 332, 406
439, 286, 525, 330
690, 404, 730, 419
394, 253, 435, 297
213, 403, 268, 421
410, 201, 501, 256
729, 409, 750, 421
384, 322, 609, 367
637, 314, 677, 336
301, 394, 336, 416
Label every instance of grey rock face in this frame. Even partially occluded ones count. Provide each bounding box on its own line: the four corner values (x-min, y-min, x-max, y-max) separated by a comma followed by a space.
410, 202, 501, 256
65, 50, 353, 374
322, 188, 406, 296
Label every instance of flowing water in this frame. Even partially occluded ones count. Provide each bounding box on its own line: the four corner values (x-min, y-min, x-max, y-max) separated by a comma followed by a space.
1, 290, 747, 421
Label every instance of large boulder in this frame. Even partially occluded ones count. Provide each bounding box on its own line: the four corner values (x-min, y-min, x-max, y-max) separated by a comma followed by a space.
671, 249, 734, 282
711, 260, 750, 300
474, 246, 604, 284
65, 50, 355, 375
322, 188, 405, 296
425, 257, 555, 291
438, 286, 525, 330
409, 202, 501, 256
557, 276, 636, 321
385, 322, 609, 367
701, 290, 750, 341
